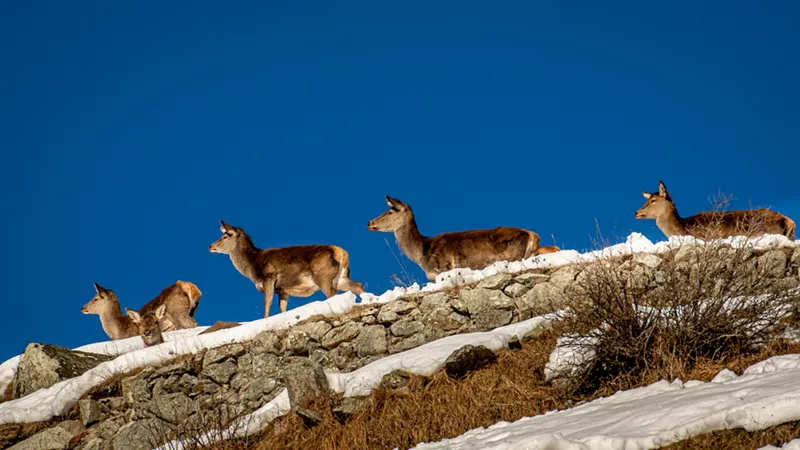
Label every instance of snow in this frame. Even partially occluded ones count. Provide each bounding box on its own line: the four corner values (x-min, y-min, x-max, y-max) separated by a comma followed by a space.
326, 311, 566, 397
0, 293, 356, 425
153, 388, 291, 450
412, 353, 800, 450
760, 439, 800, 450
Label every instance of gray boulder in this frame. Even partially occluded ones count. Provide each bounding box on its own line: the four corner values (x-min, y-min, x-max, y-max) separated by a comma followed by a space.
321, 322, 363, 349
548, 266, 581, 289
282, 358, 330, 408
472, 309, 513, 331
503, 282, 529, 298
423, 307, 468, 331
517, 282, 565, 313
8, 426, 73, 450
11, 343, 113, 399
477, 273, 513, 290
444, 345, 497, 378
758, 250, 788, 278
377, 300, 417, 322
354, 325, 388, 357
78, 398, 103, 426
389, 318, 425, 337
456, 288, 515, 315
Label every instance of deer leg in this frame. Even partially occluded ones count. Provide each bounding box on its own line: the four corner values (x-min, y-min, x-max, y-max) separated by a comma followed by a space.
261, 277, 276, 318
279, 293, 289, 313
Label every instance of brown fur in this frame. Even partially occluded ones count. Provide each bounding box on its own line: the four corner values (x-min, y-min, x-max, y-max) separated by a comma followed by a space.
635, 181, 796, 239
125, 304, 167, 346
209, 220, 365, 318
367, 196, 559, 281
199, 321, 242, 335
81, 283, 139, 340
136, 280, 202, 331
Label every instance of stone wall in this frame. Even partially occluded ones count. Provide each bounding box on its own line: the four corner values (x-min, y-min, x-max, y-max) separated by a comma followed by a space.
7, 245, 800, 450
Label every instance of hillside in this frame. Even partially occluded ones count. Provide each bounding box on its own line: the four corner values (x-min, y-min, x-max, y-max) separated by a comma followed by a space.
1, 232, 799, 450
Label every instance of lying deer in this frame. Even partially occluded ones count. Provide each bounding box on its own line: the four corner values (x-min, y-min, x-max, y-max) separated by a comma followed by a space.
635, 180, 796, 239
81, 283, 139, 340
124, 280, 202, 346
82, 281, 201, 346
367, 196, 559, 281
209, 220, 365, 318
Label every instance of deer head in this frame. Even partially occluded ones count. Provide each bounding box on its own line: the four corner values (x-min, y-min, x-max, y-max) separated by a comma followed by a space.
81, 283, 119, 315
126, 304, 167, 346
367, 196, 413, 232
635, 181, 674, 220
209, 220, 246, 254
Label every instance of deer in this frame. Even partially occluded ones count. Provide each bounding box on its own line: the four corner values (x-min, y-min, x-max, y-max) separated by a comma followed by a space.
635, 180, 796, 240
209, 220, 365, 318
367, 195, 560, 281
82, 281, 201, 346
81, 283, 139, 340
123, 280, 202, 346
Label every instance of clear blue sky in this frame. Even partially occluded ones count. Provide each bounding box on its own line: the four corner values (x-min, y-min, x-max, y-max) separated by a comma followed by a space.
1, 1, 797, 361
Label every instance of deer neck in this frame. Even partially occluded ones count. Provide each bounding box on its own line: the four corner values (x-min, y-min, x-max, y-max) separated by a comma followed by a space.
99, 304, 133, 339
656, 204, 688, 237
394, 217, 427, 265
228, 237, 261, 282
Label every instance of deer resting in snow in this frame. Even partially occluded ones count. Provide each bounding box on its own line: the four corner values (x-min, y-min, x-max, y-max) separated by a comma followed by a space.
635, 180, 796, 240
367, 196, 559, 281
124, 280, 202, 346
82, 281, 201, 346
209, 220, 365, 318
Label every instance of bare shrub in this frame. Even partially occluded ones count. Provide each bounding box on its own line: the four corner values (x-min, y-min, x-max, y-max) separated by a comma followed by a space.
555, 204, 798, 395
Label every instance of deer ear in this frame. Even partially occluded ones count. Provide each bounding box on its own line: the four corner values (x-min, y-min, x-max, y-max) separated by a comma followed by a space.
219, 220, 228, 233
155, 304, 167, 320
642, 192, 651, 199
126, 309, 141, 323
658, 181, 669, 199
385, 196, 408, 211
93, 282, 107, 294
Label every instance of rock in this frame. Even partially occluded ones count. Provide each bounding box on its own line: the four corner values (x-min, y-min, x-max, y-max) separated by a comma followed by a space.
477, 273, 513, 290
294, 321, 334, 341
121, 377, 151, 404
361, 314, 378, 325
252, 331, 282, 354
388, 332, 428, 353
507, 336, 522, 351
321, 322, 363, 349
517, 282, 565, 313
444, 345, 497, 378
380, 370, 412, 389
202, 344, 245, 367
78, 398, 103, 426
147, 393, 197, 424
389, 318, 425, 337
419, 292, 451, 313
95, 416, 123, 439
175, 374, 199, 393
758, 250, 788, 278
56, 419, 85, 437
11, 344, 113, 399
456, 288, 515, 315
423, 307, 467, 331
473, 309, 513, 331
202, 360, 238, 384
191, 379, 220, 396
329, 342, 356, 369
80, 438, 104, 450
634, 253, 662, 269
110, 419, 167, 450
99, 397, 124, 413
238, 352, 280, 379
378, 300, 416, 322
548, 266, 581, 289
8, 426, 73, 450
621, 263, 654, 290
241, 378, 278, 402
282, 358, 330, 408
513, 272, 550, 286
792, 247, 800, 267
503, 282, 529, 298
354, 325, 388, 357
151, 361, 190, 378
295, 408, 323, 427
333, 397, 367, 423
282, 329, 313, 355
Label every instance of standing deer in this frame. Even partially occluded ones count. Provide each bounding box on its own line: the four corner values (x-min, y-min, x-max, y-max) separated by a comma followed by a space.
81, 283, 139, 340
635, 180, 796, 239
367, 196, 559, 281
209, 220, 365, 318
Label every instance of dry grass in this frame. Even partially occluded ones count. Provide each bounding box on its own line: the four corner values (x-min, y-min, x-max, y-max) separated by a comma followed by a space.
661, 420, 800, 449
189, 332, 800, 450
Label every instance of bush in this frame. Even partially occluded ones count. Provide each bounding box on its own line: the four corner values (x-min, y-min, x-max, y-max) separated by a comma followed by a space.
552, 236, 798, 395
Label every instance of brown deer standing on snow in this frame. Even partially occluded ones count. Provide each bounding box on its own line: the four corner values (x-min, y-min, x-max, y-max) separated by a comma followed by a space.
367, 196, 559, 281
635, 180, 796, 240
209, 220, 365, 318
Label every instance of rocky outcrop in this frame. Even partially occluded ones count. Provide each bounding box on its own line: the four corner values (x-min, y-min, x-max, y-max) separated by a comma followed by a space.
11, 344, 114, 399
5, 244, 798, 450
